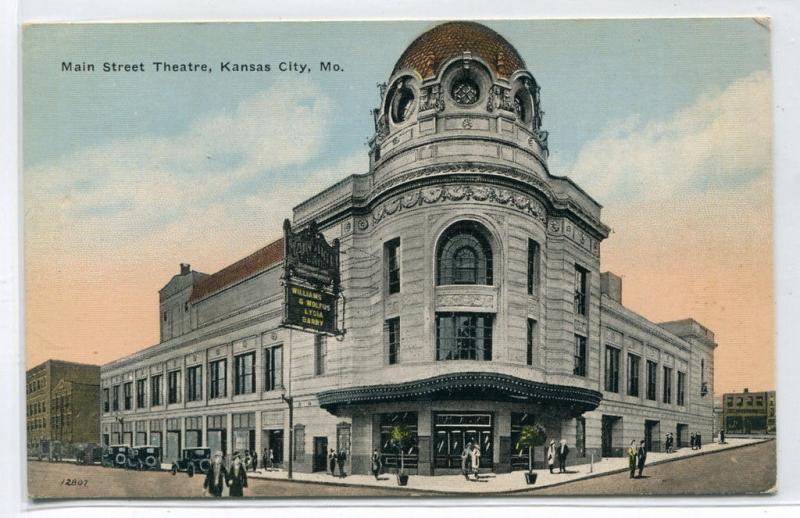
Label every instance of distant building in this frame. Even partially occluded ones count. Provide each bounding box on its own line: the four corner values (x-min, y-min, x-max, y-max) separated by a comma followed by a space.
722, 388, 776, 435
99, 22, 717, 475
26, 360, 101, 452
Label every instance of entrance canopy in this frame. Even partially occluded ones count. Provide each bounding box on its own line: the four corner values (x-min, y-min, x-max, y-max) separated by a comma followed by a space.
317, 372, 602, 415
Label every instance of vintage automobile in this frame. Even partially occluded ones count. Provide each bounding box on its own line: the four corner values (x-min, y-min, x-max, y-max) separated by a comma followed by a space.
102, 445, 131, 468
170, 447, 212, 477
127, 446, 162, 471
36, 440, 63, 462
74, 442, 103, 465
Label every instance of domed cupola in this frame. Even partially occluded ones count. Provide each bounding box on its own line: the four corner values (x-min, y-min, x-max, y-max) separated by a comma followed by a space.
369, 21, 549, 185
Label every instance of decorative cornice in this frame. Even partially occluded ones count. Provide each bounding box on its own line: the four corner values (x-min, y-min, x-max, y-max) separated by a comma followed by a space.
317, 372, 603, 414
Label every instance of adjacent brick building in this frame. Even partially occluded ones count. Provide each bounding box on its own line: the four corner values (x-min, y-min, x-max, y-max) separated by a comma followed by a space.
722, 388, 776, 435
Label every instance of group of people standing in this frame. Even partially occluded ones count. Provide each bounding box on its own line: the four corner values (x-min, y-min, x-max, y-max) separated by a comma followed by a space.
627, 440, 648, 478
690, 432, 703, 450
460, 442, 482, 480
546, 439, 570, 474
328, 448, 348, 478
202, 451, 249, 497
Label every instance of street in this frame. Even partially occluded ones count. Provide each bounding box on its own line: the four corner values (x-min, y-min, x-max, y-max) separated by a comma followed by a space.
27, 440, 775, 500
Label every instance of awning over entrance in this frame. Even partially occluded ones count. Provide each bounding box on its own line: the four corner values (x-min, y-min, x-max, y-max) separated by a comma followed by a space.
317, 372, 602, 415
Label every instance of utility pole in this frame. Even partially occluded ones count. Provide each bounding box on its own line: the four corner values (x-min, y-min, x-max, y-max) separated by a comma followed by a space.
282, 393, 294, 480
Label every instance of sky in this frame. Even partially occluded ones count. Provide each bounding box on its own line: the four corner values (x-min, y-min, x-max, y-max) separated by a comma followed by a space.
22, 19, 773, 393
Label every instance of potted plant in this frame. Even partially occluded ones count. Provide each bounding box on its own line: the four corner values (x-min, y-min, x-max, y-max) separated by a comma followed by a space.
390, 423, 413, 486
515, 423, 547, 485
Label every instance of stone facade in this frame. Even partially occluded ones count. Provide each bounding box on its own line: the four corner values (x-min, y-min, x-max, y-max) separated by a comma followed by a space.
99, 21, 716, 475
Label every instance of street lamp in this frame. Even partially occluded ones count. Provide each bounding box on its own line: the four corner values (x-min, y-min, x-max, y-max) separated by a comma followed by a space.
281, 390, 294, 480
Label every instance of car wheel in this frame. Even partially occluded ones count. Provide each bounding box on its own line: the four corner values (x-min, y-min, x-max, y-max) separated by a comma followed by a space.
188, 465, 195, 478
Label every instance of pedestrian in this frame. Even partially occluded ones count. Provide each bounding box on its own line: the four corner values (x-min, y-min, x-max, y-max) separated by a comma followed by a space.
460, 442, 472, 481
720, 429, 726, 444
690, 432, 696, 450
227, 453, 248, 497
337, 449, 347, 478
244, 450, 252, 471
252, 450, 258, 472
627, 440, 637, 478
666, 433, 672, 453
636, 440, 647, 478
269, 448, 274, 470
470, 444, 481, 480
547, 440, 556, 474
371, 448, 383, 480
262, 448, 268, 470
558, 438, 569, 473
202, 451, 227, 497
328, 448, 337, 476
697, 432, 702, 449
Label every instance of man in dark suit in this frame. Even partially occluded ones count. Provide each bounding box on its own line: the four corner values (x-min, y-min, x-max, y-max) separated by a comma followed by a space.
636, 440, 647, 478
203, 451, 228, 497
328, 448, 337, 476
371, 448, 383, 480
337, 449, 347, 478
557, 439, 570, 473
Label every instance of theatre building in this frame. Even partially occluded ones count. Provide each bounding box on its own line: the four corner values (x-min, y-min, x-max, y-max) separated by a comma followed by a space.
100, 21, 716, 474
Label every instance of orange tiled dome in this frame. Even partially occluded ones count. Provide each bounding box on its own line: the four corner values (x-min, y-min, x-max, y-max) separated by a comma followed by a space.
392, 21, 526, 80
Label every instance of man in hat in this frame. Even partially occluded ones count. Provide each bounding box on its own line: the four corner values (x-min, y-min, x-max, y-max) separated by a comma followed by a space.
557, 439, 570, 473
636, 440, 647, 478
227, 452, 248, 497
203, 451, 228, 497
328, 448, 337, 476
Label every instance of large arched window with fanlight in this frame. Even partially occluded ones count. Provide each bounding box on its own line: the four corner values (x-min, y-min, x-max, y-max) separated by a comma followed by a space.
436, 221, 493, 285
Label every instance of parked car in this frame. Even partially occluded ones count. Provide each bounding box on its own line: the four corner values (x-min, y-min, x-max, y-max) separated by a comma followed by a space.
171, 447, 212, 477
127, 446, 162, 471
37, 440, 63, 462
74, 442, 103, 465
102, 445, 130, 468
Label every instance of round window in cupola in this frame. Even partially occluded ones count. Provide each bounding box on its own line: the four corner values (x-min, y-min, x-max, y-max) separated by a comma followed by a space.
390, 83, 417, 124
451, 77, 480, 106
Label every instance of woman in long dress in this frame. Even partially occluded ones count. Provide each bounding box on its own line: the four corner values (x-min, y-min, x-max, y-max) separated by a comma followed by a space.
547, 440, 556, 474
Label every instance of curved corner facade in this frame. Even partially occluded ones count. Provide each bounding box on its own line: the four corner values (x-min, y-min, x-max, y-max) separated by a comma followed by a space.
100, 21, 716, 476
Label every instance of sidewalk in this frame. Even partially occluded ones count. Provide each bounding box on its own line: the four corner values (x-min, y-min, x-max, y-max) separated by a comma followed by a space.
246, 438, 767, 494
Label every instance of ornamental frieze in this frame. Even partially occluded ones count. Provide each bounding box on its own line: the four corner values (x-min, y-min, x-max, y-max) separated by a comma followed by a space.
547, 217, 601, 257
372, 184, 547, 225
436, 293, 496, 308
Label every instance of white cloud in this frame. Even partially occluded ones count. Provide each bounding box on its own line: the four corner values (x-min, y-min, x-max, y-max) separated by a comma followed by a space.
564, 70, 772, 205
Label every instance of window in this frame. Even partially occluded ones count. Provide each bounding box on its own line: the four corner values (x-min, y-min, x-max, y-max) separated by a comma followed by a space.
646, 361, 658, 401
451, 77, 480, 105
136, 379, 146, 409
526, 319, 537, 366
123, 382, 132, 410
574, 265, 588, 316
151, 375, 162, 406
264, 346, 283, 391
293, 425, 305, 462
112, 385, 120, 411
436, 221, 493, 285
527, 239, 540, 295
436, 313, 493, 361
573, 335, 587, 376
736, 397, 743, 407
677, 371, 686, 406
314, 335, 327, 375
627, 354, 640, 397
386, 318, 400, 365
663, 366, 673, 404
103, 388, 110, 413
167, 370, 181, 404
209, 359, 227, 399
187, 365, 203, 402
604, 346, 620, 393
234, 352, 256, 395
386, 238, 401, 294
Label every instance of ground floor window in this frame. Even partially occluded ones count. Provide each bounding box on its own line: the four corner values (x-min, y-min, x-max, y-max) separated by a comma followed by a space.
434, 412, 492, 470
232, 412, 256, 455
207, 414, 227, 458
576, 417, 586, 457
510, 412, 535, 470
380, 412, 418, 470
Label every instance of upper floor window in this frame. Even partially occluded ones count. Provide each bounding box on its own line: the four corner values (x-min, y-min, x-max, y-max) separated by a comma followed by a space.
265, 345, 283, 391
385, 238, 401, 294
574, 265, 588, 316
526, 319, 537, 366
663, 366, 673, 404
103, 388, 110, 413
167, 370, 181, 404
627, 353, 640, 397
151, 375, 162, 406
604, 346, 620, 393
677, 371, 686, 406
187, 365, 203, 402
209, 359, 227, 399
646, 361, 658, 401
573, 335, 587, 376
123, 382, 132, 410
234, 352, 256, 395
436, 313, 493, 361
314, 335, 327, 376
527, 239, 540, 295
386, 318, 400, 365
136, 379, 146, 409
112, 385, 120, 411
437, 221, 493, 285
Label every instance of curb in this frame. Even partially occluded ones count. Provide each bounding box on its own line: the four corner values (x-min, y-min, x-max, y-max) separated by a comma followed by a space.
246, 439, 772, 496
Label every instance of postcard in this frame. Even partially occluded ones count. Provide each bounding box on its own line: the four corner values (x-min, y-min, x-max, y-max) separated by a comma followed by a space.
22, 19, 775, 499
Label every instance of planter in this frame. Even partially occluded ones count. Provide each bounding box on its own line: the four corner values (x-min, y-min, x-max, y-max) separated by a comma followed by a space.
524, 472, 538, 485
397, 473, 409, 486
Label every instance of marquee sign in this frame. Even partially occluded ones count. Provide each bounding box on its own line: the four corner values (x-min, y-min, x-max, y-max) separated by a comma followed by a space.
282, 219, 343, 336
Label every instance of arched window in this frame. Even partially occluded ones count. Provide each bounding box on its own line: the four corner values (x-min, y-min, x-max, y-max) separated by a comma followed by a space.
437, 221, 493, 285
